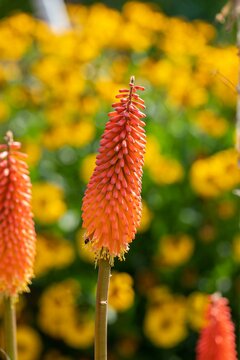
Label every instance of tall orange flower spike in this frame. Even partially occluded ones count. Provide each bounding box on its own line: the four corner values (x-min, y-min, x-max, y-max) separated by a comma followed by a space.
196, 293, 237, 360
82, 77, 146, 263
0, 131, 36, 296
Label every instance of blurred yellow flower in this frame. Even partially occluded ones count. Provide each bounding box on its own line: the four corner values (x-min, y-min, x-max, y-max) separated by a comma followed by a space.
167, 69, 208, 108
187, 292, 209, 331
138, 201, 153, 232
32, 183, 66, 224
156, 234, 194, 267
38, 280, 80, 338
109, 272, 135, 312
34, 234, 75, 277
95, 79, 125, 102
195, 110, 228, 137
209, 46, 238, 106
149, 156, 184, 184
144, 289, 187, 347
145, 137, 184, 184
161, 17, 215, 57
21, 141, 42, 167
0, 16, 32, 60
38, 279, 94, 348
17, 325, 42, 360
43, 121, 95, 150
79, 153, 97, 183
190, 149, 240, 197
123, 1, 168, 31
63, 317, 94, 348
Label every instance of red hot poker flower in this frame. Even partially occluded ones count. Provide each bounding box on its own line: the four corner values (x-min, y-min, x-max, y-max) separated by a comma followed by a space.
82, 77, 146, 262
196, 293, 237, 360
0, 131, 36, 296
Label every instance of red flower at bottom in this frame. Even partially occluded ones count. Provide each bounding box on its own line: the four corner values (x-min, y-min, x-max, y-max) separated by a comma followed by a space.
196, 293, 237, 360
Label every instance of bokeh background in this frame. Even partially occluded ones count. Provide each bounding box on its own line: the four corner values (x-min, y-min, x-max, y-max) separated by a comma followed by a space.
0, 0, 240, 359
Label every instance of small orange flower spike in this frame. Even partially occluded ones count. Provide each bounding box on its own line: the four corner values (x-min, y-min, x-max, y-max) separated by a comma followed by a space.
82, 77, 146, 262
0, 131, 36, 296
196, 293, 237, 360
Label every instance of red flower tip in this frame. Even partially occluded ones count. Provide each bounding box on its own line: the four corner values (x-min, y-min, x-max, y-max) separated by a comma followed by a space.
196, 293, 237, 360
82, 77, 146, 263
0, 131, 36, 296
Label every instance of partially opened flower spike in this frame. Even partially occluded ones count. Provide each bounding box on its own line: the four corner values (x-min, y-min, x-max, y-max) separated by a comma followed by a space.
0, 131, 36, 296
196, 293, 237, 360
82, 76, 146, 263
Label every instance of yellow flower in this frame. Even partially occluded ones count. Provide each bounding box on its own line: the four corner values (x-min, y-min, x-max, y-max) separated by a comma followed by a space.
63, 317, 95, 348
38, 279, 94, 348
156, 234, 194, 267
144, 137, 184, 184
32, 183, 66, 224
21, 141, 42, 167
0, 15, 32, 60
144, 135, 161, 167
187, 292, 209, 331
84, 4, 121, 47
33, 56, 85, 100
17, 326, 42, 360
148, 155, 184, 184
79, 153, 97, 183
141, 59, 174, 87
161, 17, 215, 57
43, 121, 95, 150
190, 149, 240, 197
138, 201, 153, 232
109, 272, 135, 312
34, 234, 75, 277
209, 46, 238, 106
167, 68, 208, 108
195, 110, 228, 137
38, 280, 80, 338
95, 79, 125, 102
144, 289, 187, 347
123, 1, 168, 31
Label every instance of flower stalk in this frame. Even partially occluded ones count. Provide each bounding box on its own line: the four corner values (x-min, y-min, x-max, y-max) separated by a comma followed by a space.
3, 296, 17, 360
95, 259, 111, 360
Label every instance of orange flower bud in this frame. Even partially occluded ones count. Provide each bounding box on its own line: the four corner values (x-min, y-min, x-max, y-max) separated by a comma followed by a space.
196, 293, 237, 360
82, 77, 146, 262
0, 131, 36, 296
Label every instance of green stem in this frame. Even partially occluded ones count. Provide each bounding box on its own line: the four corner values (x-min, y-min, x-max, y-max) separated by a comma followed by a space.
95, 259, 111, 360
3, 296, 17, 360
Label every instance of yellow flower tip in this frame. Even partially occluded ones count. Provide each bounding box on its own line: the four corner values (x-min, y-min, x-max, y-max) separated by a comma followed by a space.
82, 79, 146, 261
0, 132, 36, 296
